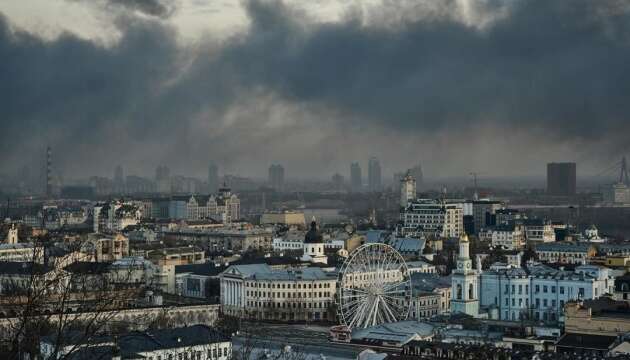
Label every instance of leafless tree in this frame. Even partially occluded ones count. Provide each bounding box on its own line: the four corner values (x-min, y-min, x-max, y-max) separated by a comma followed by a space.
0, 236, 157, 360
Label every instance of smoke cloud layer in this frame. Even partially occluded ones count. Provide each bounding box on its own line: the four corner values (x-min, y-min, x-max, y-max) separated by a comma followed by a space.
1, 0, 629, 180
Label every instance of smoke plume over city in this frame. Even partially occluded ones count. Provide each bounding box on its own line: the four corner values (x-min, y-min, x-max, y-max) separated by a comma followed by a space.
1, 0, 630, 180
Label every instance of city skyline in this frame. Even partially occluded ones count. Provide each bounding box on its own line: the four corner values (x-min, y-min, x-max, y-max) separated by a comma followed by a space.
1, 0, 630, 179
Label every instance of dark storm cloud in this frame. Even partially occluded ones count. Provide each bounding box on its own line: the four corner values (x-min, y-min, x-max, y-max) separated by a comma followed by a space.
1, 0, 630, 178
216, 0, 630, 141
72, 0, 176, 18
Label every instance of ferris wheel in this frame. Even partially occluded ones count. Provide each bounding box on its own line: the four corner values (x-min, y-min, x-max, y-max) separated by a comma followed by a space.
336, 243, 412, 329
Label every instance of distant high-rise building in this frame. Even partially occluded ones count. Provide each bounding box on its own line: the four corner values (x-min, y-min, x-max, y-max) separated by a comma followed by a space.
350, 162, 362, 192
46, 146, 52, 198
368, 157, 382, 192
114, 165, 125, 194
410, 163, 424, 190
547, 162, 576, 196
400, 170, 416, 208
155, 165, 171, 194
331, 173, 345, 192
268, 164, 285, 191
208, 163, 219, 194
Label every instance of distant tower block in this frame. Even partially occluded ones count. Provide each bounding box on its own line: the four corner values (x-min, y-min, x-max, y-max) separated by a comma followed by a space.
400, 170, 417, 208
7, 224, 18, 244
46, 145, 53, 198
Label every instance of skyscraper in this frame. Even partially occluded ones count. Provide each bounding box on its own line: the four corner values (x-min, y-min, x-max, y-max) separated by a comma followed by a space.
410, 163, 424, 190
45, 146, 52, 198
114, 165, 124, 194
368, 156, 382, 192
547, 162, 576, 196
208, 163, 219, 193
155, 165, 171, 194
331, 173, 345, 192
268, 164, 285, 191
350, 162, 362, 192
400, 170, 416, 208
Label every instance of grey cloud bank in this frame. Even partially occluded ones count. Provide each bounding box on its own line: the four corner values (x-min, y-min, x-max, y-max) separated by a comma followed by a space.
1, 0, 629, 179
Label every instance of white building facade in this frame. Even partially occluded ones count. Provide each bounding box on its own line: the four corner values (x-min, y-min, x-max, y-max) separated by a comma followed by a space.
220, 264, 337, 322
451, 235, 480, 317
479, 263, 615, 323
401, 199, 464, 238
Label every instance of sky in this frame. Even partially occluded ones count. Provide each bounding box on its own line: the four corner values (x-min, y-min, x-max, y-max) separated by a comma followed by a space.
1, 0, 629, 181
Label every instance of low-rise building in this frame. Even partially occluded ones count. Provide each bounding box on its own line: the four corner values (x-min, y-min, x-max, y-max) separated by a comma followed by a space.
523, 219, 555, 243
407, 260, 437, 274
260, 211, 306, 226
147, 246, 205, 266
479, 224, 525, 250
220, 264, 337, 322
400, 199, 464, 238
175, 263, 226, 301
564, 298, 630, 336
535, 242, 596, 264
163, 227, 274, 251
410, 273, 452, 314
615, 273, 630, 301
40, 325, 231, 360
0, 243, 43, 263
479, 263, 615, 323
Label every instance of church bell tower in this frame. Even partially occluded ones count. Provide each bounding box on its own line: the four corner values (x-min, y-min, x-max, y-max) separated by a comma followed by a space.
451, 234, 479, 317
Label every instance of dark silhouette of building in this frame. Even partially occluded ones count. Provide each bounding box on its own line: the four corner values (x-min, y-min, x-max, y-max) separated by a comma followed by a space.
547, 162, 576, 196
368, 156, 382, 192
350, 162, 362, 192
268, 164, 285, 191
208, 163, 219, 193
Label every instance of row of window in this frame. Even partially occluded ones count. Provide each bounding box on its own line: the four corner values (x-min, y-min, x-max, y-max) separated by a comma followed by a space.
247, 301, 331, 309
245, 282, 332, 289
148, 346, 230, 360
504, 284, 585, 296
246, 291, 332, 298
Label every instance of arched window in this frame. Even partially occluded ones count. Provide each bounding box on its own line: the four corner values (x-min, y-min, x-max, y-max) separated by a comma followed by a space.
456, 284, 462, 300
469, 283, 474, 299
622, 283, 629, 292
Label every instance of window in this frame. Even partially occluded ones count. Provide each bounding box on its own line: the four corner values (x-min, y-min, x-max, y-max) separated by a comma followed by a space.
505, 298, 509, 306
579, 288, 585, 298
552, 300, 556, 307
535, 285, 540, 293
512, 298, 515, 306
518, 285, 522, 294
511, 285, 515, 294
560, 286, 565, 294
543, 299, 548, 307
543, 285, 548, 293
504, 285, 509, 294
